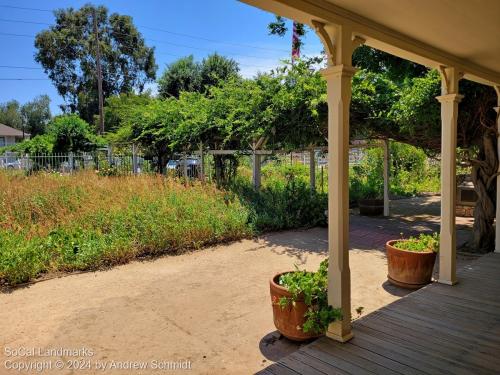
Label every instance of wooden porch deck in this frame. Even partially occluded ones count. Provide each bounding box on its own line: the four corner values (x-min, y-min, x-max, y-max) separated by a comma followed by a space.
259, 253, 500, 375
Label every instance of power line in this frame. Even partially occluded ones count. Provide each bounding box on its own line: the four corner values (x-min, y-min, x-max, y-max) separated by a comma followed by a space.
0, 65, 42, 70
0, 4, 51, 12
0, 78, 48, 80
0, 13, 290, 54
138, 24, 289, 53
0, 30, 286, 64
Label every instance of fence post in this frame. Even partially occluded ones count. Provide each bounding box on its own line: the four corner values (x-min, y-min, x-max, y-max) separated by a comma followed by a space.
107, 145, 113, 165
199, 143, 205, 182
309, 148, 316, 192
132, 144, 138, 174
383, 139, 390, 216
252, 151, 261, 189
183, 152, 188, 180
69, 152, 74, 173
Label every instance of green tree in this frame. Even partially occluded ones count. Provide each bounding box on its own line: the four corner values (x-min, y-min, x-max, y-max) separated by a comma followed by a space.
200, 53, 240, 92
34, 4, 157, 124
48, 114, 102, 153
0, 100, 23, 130
157, 55, 201, 99
20, 95, 51, 136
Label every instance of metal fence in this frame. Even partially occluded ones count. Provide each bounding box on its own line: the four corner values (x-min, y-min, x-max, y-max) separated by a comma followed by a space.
0, 149, 153, 175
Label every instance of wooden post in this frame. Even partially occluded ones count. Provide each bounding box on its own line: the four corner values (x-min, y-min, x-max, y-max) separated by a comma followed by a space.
322, 64, 356, 342
309, 148, 316, 192
383, 139, 390, 216
437, 66, 463, 285
252, 152, 261, 189
69, 152, 74, 173
183, 152, 188, 180
199, 143, 205, 182
132, 144, 138, 174
107, 146, 113, 165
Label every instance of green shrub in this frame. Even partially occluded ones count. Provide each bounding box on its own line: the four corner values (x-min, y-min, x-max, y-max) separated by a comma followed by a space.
230, 170, 327, 232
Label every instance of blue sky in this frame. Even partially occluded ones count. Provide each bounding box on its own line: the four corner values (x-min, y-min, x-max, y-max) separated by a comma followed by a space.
0, 0, 323, 114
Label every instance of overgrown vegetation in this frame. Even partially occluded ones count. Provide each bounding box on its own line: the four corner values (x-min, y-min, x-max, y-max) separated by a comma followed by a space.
393, 233, 440, 253
0, 172, 250, 286
278, 259, 342, 334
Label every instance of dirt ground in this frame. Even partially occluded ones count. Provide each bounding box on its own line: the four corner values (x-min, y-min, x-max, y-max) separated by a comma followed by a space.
0, 196, 478, 375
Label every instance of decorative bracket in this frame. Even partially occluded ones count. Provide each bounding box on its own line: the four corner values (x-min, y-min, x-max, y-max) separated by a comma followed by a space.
311, 20, 335, 66
438, 66, 464, 94
352, 36, 366, 50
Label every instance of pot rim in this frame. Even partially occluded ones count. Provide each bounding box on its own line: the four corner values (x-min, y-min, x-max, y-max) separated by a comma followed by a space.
270, 271, 311, 301
386, 239, 436, 254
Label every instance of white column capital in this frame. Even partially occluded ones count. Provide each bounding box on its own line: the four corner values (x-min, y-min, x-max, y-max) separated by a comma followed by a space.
494, 106, 499, 114
436, 93, 464, 104
321, 64, 357, 80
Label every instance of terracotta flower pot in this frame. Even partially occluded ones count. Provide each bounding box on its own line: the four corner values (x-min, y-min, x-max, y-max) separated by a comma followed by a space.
358, 198, 384, 216
386, 240, 437, 289
269, 272, 323, 341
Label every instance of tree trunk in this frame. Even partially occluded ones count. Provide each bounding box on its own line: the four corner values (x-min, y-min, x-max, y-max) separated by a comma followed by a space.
471, 130, 498, 253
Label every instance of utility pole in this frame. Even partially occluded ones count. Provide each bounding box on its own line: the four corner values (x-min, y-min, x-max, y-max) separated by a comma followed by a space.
93, 9, 105, 134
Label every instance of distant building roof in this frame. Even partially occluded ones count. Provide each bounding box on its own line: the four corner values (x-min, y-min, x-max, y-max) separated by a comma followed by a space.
0, 123, 29, 137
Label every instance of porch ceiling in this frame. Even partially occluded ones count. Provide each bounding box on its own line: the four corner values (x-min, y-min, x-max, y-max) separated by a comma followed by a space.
241, 0, 500, 86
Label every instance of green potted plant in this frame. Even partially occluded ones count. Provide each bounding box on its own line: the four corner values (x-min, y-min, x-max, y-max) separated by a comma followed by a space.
269, 259, 342, 341
358, 183, 384, 216
386, 233, 439, 289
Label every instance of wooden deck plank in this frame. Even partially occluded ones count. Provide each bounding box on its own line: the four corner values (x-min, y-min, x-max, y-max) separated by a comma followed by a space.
259, 253, 500, 375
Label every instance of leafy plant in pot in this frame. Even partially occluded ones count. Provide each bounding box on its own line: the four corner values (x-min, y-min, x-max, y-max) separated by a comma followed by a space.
386, 233, 439, 289
269, 259, 342, 341
358, 184, 384, 216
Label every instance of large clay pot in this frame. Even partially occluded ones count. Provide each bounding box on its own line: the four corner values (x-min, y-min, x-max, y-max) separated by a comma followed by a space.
386, 240, 437, 289
358, 198, 384, 216
269, 272, 322, 341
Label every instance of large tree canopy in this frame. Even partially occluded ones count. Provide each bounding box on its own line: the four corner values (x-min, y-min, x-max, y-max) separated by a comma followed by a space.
20, 95, 52, 136
35, 4, 157, 125
157, 53, 240, 99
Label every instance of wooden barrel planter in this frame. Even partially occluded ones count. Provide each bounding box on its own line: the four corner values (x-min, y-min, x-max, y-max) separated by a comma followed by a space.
358, 198, 384, 216
269, 272, 323, 341
386, 240, 437, 289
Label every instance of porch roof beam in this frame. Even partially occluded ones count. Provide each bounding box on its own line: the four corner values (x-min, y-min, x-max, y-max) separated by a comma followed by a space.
241, 0, 500, 86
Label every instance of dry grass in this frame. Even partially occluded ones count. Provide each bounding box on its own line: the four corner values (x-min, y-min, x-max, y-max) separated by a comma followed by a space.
0, 171, 250, 286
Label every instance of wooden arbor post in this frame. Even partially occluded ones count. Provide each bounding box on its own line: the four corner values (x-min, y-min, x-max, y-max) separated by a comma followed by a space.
314, 21, 363, 342
437, 66, 463, 285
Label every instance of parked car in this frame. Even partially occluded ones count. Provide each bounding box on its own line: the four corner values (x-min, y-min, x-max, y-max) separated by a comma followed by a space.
167, 158, 200, 178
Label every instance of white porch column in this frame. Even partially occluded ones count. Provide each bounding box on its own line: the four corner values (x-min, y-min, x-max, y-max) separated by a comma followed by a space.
494, 86, 500, 253
437, 67, 463, 285
383, 139, 390, 217
316, 21, 357, 342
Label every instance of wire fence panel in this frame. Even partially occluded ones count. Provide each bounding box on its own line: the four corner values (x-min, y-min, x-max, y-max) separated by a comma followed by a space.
0, 150, 155, 175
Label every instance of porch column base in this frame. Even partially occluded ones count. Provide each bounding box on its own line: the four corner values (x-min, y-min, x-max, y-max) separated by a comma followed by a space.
438, 279, 458, 286
326, 324, 354, 342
